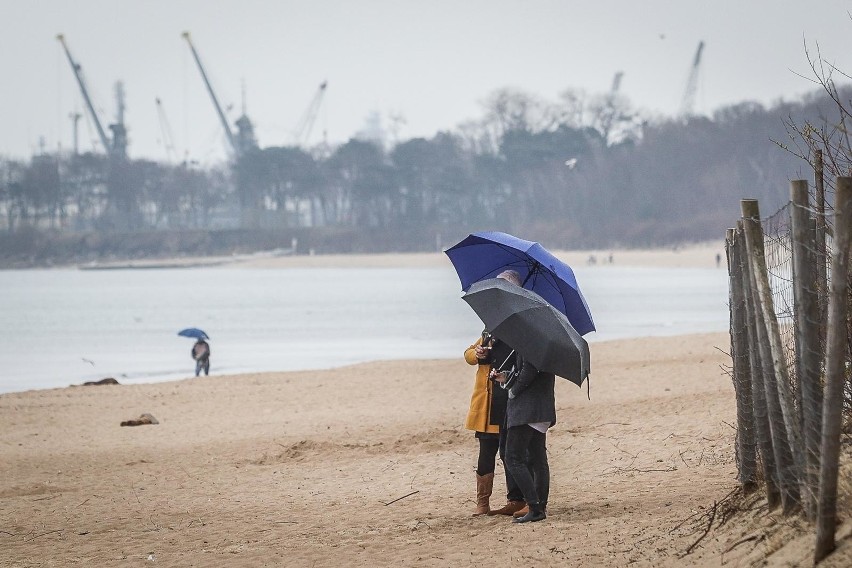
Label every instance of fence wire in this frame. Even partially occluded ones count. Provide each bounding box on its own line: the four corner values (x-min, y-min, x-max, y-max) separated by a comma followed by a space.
760, 198, 851, 428
762, 203, 798, 391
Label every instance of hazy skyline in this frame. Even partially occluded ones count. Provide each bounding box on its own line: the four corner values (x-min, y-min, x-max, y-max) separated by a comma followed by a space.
2, 0, 850, 164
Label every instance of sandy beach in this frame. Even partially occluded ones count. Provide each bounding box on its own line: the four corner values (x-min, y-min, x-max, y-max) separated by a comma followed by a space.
0, 332, 730, 567
6, 330, 847, 567
4, 245, 851, 566
231, 241, 726, 270
80, 240, 726, 271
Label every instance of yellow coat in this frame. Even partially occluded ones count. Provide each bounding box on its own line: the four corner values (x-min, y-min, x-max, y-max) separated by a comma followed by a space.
464, 337, 500, 434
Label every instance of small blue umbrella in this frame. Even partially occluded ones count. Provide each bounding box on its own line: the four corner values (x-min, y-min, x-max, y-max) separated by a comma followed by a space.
445, 231, 595, 336
178, 328, 210, 340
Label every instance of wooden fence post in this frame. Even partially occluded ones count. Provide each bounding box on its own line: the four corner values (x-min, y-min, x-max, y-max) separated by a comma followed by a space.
814, 177, 852, 563
741, 198, 803, 513
727, 227, 758, 491
790, 180, 823, 520
737, 220, 781, 508
815, 150, 828, 347
814, 150, 827, 294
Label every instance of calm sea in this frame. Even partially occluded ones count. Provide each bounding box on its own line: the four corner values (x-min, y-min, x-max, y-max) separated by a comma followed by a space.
0, 264, 729, 394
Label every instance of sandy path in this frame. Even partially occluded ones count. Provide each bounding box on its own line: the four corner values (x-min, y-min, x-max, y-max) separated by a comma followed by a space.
0, 332, 756, 567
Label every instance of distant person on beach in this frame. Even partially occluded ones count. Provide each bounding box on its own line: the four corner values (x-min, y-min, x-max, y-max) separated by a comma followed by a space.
464, 328, 525, 516
192, 338, 210, 376
491, 269, 556, 524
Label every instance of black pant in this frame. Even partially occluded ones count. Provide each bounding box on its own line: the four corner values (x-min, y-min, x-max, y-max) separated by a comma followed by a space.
476, 435, 500, 475
505, 425, 549, 506
476, 434, 524, 501
195, 358, 209, 376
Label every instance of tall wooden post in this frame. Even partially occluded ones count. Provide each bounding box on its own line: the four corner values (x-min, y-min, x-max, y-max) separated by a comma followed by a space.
814, 177, 852, 563
737, 220, 781, 508
814, 149, 828, 342
741, 199, 803, 513
790, 180, 823, 520
727, 227, 758, 491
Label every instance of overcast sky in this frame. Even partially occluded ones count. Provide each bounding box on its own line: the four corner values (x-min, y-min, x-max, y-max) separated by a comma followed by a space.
2, 0, 850, 164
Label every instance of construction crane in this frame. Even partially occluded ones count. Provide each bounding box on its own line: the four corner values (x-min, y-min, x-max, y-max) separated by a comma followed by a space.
68, 111, 82, 156
679, 41, 705, 117
56, 34, 126, 157
110, 81, 128, 157
596, 71, 625, 145
293, 81, 327, 147
155, 98, 178, 163
182, 31, 256, 158
610, 71, 624, 96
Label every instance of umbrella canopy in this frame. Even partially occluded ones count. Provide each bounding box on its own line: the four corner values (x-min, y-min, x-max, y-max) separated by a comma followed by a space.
178, 328, 209, 340
445, 231, 595, 335
462, 278, 590, 387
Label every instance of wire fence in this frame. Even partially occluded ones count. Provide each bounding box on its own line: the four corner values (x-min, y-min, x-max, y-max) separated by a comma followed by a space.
726, 177, 852, 561
761, 200, 851, 422
762, 203, 798, 392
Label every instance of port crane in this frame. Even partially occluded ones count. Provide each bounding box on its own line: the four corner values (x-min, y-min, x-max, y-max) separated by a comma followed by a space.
610, 71, 624, 96
56, 34, 127, 157
68, 111, 82, 156
679, 41, 705, 117
155, 98, 179, 163
293, 81, 327, 147
181, 31, 256, 158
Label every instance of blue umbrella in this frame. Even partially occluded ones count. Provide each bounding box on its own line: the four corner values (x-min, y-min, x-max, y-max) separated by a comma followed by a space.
445, 231, 595, 335
178, 328, 210, 340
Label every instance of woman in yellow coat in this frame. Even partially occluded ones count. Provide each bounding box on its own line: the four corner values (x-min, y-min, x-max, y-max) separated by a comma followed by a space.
464, 329, 525, 516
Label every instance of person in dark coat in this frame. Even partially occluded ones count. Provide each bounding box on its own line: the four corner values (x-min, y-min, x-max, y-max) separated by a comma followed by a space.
192, 338, 210, 376
498, 351, 556, 523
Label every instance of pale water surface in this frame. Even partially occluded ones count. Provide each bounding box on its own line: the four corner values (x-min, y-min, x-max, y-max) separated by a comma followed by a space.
0, 265, 729, 394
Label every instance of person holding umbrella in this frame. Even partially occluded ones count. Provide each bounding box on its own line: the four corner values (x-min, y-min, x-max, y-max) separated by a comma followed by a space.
192, 337, 211, 376
486, 270, 559, 524
178, 328, 212, 377
447, 233, 594, 524
494, 356, 554, 523
463, 326, 525, 517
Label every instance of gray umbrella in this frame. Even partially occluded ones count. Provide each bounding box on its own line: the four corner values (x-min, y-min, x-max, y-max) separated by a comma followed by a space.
462, 278, 590, 386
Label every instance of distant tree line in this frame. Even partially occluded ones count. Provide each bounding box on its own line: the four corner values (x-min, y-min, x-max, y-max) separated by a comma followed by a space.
0, 85, 841, 251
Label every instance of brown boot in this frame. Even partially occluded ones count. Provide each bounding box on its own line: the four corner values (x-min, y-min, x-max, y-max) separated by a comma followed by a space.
512, 504, 529, 518
473, 473, 494, 516
488, 499, 526, 516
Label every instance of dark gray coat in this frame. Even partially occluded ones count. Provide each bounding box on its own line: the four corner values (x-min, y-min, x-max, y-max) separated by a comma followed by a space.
506, 355, 556, 429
